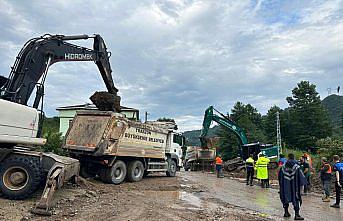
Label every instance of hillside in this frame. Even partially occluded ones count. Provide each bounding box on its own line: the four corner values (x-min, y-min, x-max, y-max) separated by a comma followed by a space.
183, 125, 220, 146
322, 94, 343, 128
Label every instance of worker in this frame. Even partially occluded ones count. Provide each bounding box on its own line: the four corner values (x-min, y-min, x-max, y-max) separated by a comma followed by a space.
300, 156, 311, 194
331, 155, 343, 208
303, 153, 313, 169
255, 153, 270, 188
320, 157, 332, 202
278, 154, 287, 167
215, 155, 224, 178
245, 154, 255, 186
278, 153, 306, 220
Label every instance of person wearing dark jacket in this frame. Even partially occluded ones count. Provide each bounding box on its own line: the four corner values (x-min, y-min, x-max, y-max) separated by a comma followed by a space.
278, 153, 307, 220
320, 157, 332, 202
245, 154, 255, 186
331, 155, 343, 208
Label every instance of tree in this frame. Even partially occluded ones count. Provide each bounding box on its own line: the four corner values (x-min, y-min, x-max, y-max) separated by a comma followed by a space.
285, 81, 332, 149
216, 102, 266, 160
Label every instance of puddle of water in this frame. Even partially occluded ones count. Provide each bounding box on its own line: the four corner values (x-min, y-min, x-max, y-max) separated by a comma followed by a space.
137, 189, 220, 211
180, 184, 191, 188
180, 191, 202, 208
182, 178, 189, 182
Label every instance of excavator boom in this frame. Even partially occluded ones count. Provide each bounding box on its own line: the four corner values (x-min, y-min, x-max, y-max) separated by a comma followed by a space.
0, 34, 120, 112
199, 106, 248, 148
0, 34, 119, 215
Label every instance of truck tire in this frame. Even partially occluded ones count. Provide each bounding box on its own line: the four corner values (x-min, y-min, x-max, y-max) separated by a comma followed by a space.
166, 159, 177, 177
127, 160, 144, 182
101, 160, 127, 184
80, 165, 95, 178
0, 155, 42, 200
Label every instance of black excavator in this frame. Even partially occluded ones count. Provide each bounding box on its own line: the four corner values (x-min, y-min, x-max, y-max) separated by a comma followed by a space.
0, 34, 120, 215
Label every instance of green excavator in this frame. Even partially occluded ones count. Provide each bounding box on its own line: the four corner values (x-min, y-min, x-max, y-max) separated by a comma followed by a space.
199, 106, 279, 171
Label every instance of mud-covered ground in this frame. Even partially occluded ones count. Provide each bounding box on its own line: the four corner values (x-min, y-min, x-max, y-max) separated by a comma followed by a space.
1, 171, 342, 221
0, 172, 276, 221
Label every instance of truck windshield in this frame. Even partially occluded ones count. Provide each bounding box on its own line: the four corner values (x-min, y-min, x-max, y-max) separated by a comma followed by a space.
173, 134, 183, 146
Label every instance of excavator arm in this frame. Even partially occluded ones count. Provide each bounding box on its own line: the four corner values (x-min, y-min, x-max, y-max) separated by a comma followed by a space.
199, 106, 248, 148
0, 34, 120, 215
0, 34, 120, 112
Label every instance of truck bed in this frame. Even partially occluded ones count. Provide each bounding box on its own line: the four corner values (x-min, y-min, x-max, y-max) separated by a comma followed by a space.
63, 111, 169, 159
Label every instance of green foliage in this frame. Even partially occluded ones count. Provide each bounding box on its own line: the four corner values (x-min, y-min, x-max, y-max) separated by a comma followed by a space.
42, 116, 59, 136
40, 116, 65, 155
316, 138, 343, 159
183, 126, 219, 146
284, 81, 332, 149
216, 102, 266, 160
322, 94, 343, 127
42, 130, 65, 155
184, 81, 340, 162
230, 102, 266, 143
322, 94, 343, 139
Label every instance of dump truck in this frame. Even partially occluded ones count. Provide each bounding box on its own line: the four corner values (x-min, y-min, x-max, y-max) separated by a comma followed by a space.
63, 111, 184, 184
0, 34, 120, 215
184, 146, 216, 171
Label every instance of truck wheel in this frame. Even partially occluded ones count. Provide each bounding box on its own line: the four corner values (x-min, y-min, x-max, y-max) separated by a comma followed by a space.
166, 159, 177, 177
0, 155, 42, 200
101, 160, 127, 184
127, 160, 144, 182
80, 164, 96, 178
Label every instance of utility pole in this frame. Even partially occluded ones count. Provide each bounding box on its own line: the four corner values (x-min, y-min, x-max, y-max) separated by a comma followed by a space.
276, 111, 282, 154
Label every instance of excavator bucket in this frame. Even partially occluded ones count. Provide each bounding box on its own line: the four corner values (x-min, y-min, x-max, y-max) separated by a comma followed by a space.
31, 153, 80, 216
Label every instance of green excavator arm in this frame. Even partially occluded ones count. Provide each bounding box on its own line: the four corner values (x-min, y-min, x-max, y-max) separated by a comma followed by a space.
199, 106, 248, 148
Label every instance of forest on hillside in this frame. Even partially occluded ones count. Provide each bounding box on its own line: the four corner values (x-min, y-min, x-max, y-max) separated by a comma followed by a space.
183, 81, 343, 160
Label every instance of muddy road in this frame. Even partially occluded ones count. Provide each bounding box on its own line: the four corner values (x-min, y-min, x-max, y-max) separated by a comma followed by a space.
183, 172, 343, 221
0, 171, 341, 221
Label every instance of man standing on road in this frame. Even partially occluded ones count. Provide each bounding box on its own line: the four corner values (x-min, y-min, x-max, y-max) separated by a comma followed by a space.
331, 155, 343, 208
245, 154, 255, 186
320, 157, 332, 202
255, 153, 270, 188
215, 155, 223, 178
300, 156, 311, 194
278, 153, 306, 220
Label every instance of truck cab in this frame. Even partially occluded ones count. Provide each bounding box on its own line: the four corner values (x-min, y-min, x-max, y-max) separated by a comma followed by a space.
168, 133, 184, 169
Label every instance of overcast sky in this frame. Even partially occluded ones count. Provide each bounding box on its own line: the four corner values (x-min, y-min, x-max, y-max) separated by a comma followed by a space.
0, 0, 342, 131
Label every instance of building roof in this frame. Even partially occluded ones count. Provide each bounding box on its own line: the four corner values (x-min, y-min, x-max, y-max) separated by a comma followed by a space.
56, 103, 138, 111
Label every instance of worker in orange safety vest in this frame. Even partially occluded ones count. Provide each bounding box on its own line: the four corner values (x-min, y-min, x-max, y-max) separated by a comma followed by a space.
215, 155, 224, 178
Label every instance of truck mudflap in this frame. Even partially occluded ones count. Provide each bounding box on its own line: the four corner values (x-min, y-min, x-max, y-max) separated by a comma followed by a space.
31, 153, 80, 216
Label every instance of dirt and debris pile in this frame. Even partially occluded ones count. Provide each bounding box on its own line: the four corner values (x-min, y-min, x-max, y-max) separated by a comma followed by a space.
90, 91, 121, 112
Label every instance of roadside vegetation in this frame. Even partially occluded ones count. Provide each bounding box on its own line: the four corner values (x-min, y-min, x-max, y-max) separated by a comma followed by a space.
40, 116, 65, 155
184, 80, 343, 165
